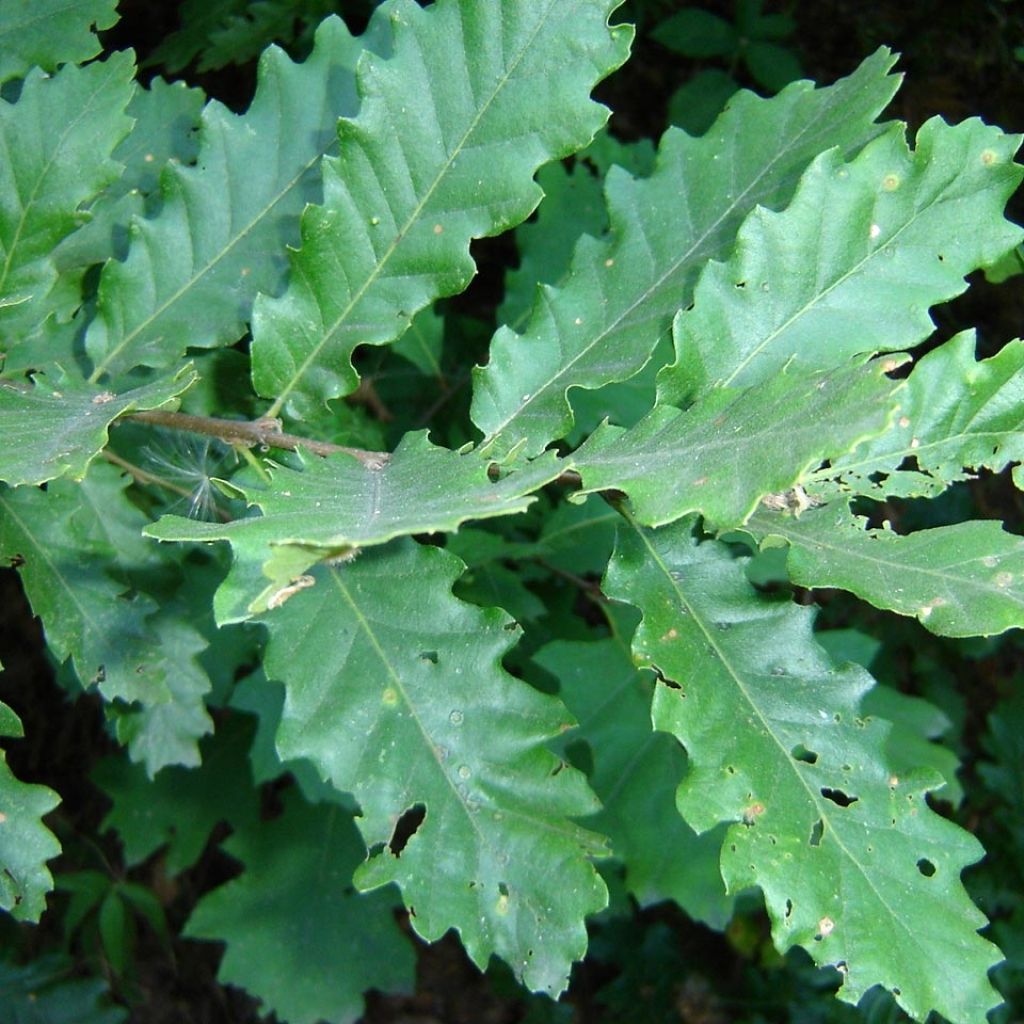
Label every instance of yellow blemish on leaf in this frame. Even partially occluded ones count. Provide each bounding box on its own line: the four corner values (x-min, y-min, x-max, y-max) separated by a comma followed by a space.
433, 223, 443, 234
382, 688, 398, 706
91, 392, 116, 404
981, 149, 998, 165
898, 416, 910, 428
995, 571, 1014, 588
496, 892, 510, 915
882, 173, 900, 191
267, 574, 316, 609
817, 916, 835, 938
743, 801, 766, 824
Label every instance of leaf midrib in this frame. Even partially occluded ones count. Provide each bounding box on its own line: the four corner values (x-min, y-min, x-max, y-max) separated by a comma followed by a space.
482, 77, 886, 448
265, 0, 560, 418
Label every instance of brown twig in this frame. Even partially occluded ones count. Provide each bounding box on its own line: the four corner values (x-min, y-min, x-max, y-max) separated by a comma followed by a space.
121, 410, 390, 469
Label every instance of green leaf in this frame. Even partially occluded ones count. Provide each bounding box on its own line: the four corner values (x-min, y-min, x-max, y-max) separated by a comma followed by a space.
263, 541, 608, 995
0, 0, 119, 82
250, 0, 632, 421
818, 331, 1024, 498
748, 504, 1024, 638
84, 14, 374, 382
143, 0, 248, 73
185, 791, 413, 1024
0, 467, 174, 704
574, 360, 900, 531
498, 131, 654, 331
108, 613, 214, 774
651, 9, 737, 58
471, 49, 900, 457
604, 518, 1002, 1023
535, 623, 734, 928
658, 120, 1023, 405
0, 53, 135, 341
0, 366, 196, 486
93, 715, 259, 874
145, 433, 563, 623
97, 890, 129, 975
0, 955, 126, 1024
0, 749, 60, 922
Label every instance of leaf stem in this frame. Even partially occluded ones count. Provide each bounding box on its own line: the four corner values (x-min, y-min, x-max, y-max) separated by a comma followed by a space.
120, 410, 390, 469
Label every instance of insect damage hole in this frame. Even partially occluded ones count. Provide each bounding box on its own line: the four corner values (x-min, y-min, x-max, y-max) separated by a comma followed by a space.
820, 787, 858, 807
388, 803, 426, 857
917, 858, 936, 877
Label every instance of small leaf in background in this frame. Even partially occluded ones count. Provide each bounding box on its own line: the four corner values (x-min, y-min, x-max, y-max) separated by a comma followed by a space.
0, 954, 126, 1024
186, 791, 413, 1024
535, 617, 734, 928
92, 715, 259, 874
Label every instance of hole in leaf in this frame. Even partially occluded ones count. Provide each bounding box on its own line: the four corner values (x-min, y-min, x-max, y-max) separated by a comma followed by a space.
388, 803, 425, 857
419, 650, 438, 664
917, 858, 936, 877
809, 819, 824, 847
821, 787, 858, 807
791, 745, 818, 765
499, 882, 509, 897
734, 280, 747, 288
785, 899, 793, 919
550, 760, 566, 777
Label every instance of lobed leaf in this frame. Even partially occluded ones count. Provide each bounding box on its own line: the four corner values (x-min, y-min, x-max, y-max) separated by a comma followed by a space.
263, 540, 608, 995
0, 464, 175, 704
748, 504, 1024, 638
0, 366, 196, 486
145, 433, 563, 623
250, 0, 632, 421
84, 15, 376, 382
470, 48, 901, 457
53, 76, 206, 274
0, 53, 135, 341
605, 518, 1002, 1023
93, 716, 259, 874
0, 0, 119, 83
185, 791, 413, 1024
535, 625, 733, 927
573, 360, 901, 531
657, 118, 1023, 405
817, 331, 1024, 498
0, 716, 60, 922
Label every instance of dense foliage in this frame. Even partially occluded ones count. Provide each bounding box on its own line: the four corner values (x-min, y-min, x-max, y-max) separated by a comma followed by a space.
1, 0, 1023, 1021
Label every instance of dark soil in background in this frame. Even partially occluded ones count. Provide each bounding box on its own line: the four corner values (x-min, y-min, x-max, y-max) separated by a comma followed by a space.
2, 1, 1023, 1022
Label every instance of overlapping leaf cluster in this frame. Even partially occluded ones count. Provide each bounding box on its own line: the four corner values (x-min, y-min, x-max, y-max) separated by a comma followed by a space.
0, 1, 1022, 1021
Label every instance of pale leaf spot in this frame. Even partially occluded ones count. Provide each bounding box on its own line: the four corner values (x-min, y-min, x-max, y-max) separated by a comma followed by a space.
869, 223, 881, 239
995, 571, 1014, 588
881, 173, 900, 191
981, 149, 998, 166
817, 916, 835, 938
433, 223, 443, 234
910, 437, 920, 449
91, 392, 116, 404
898, 416, 910, 428
267, 574, 316, 609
